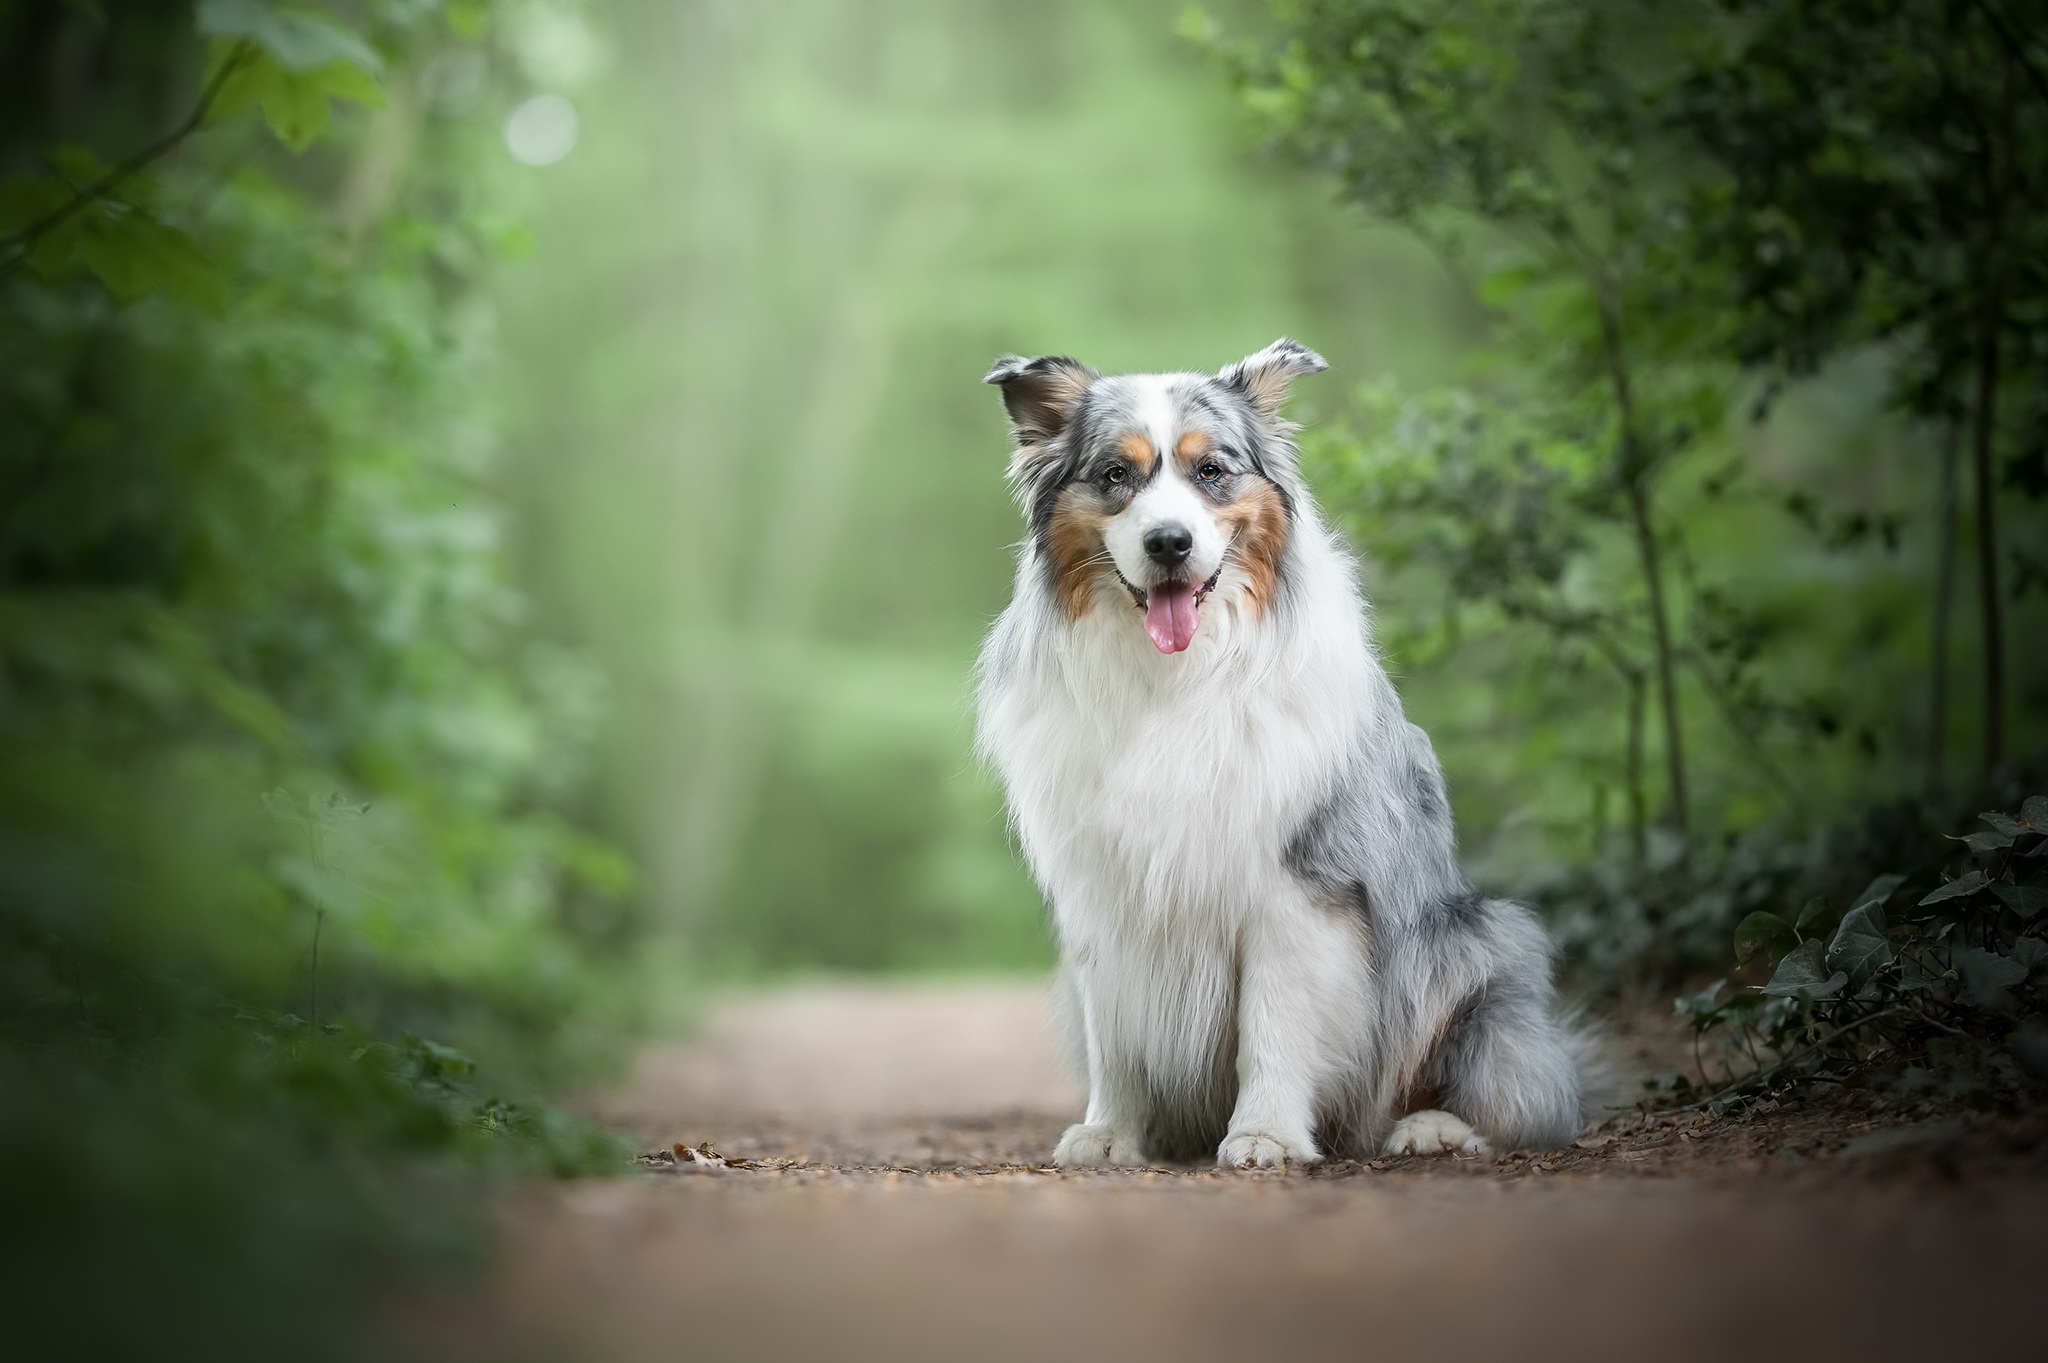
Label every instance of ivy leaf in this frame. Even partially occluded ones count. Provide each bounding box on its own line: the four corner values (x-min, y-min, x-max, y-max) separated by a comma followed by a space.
1733, 910, 1797, 965
1826, 903, 1891, 989
1848, 873, 1903, 915
1991, 884, 2047, 920
2010, 937, 2048, 977
1919, 870, 1989, 906
1674, 978, 1727, 1024
1947, 828, 2014, 853
2022, 796, 2048, 831
1980, 811, 2028, 839
196, 0, 382, 74
1953, 948, 2027, 1012
1793, 895, 1837, 936
1760, 938, 1847, 1001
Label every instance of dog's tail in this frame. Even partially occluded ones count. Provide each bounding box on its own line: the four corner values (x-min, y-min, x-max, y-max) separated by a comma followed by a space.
1561, 1004, 1626, 1132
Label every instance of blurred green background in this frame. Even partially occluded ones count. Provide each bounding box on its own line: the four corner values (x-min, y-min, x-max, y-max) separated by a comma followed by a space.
491, 0, 1477, 976
4, 0, 2046, 1356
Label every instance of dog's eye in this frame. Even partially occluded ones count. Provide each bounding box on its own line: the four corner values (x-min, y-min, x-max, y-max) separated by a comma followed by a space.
1196, 462, 1225, 483
1103, 463, 1129, 486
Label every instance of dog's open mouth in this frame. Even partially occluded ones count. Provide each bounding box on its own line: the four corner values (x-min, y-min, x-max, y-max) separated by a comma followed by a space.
1117, 565, 1223, 655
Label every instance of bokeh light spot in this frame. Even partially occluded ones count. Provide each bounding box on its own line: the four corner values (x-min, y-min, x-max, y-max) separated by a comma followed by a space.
505, 94, 579, 167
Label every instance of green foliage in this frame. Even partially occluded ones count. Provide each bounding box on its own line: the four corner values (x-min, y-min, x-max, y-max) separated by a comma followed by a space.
2, 0, 636, 1354
1670, 796, 2048, 1111
1671, 0, 2048, 779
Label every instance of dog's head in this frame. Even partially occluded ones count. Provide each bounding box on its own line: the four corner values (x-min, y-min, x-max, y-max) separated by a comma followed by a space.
985, 339, 1327, 654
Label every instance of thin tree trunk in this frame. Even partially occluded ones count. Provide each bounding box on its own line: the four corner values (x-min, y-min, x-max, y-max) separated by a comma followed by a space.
1927, 411, 1960, 794
1971, 292, 2005, 777
1626, 477, 1688, 835
1598, 296, 1690, 837
1625, 665, 1647, 869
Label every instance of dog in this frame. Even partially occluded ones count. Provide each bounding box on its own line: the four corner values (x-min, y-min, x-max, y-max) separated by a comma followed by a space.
973, 340, 1591, 1168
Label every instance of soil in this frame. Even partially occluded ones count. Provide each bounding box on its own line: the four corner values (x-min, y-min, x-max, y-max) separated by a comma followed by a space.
404, 978, 2048, 1363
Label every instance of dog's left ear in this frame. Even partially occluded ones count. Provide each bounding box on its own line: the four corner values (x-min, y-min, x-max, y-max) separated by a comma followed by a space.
1218, 338, 1328, 419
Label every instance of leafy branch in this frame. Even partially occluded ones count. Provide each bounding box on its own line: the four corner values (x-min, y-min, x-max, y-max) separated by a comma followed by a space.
0, 41, 255, 283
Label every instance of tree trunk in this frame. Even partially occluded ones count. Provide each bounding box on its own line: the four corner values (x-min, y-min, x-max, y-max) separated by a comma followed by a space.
1927, 411, 1960, 794
1626, 477, 1689, 836
1598, 296, 1690, 838
1625, 665, 1647, 869
1971, 293, 2005, 778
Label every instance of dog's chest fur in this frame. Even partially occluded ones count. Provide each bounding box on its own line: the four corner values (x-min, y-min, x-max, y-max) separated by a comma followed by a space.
983, 551, 1376, 947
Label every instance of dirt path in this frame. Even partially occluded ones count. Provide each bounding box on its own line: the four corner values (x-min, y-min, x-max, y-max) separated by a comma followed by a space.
412, 979, 2045, 1362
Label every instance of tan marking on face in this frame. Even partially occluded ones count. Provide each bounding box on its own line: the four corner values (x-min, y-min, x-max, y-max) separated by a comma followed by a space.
1117, 432, 1159, 477
1214, 478, 1290, 614
1175, 429, 1213, 472
1046, 484, 1115, 620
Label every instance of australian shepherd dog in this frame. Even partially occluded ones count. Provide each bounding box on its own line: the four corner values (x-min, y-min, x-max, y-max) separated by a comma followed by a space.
974, 340, 1591, 1168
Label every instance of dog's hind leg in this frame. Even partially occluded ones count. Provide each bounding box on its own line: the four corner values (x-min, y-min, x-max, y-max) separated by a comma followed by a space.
1423, 909, 1584, 1153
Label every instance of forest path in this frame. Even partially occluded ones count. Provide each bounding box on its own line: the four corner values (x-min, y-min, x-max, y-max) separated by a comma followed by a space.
413, 979, 2043, 1362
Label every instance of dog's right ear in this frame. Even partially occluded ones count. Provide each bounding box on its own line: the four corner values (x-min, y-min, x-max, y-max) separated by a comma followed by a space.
984, 354, 1098, 448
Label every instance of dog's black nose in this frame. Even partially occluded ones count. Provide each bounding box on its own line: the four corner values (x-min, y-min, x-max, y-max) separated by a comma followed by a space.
1143, 524, 1193, 566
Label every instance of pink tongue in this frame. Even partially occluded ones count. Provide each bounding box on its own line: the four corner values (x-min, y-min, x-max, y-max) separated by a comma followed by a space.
1143, 583, 1201, 654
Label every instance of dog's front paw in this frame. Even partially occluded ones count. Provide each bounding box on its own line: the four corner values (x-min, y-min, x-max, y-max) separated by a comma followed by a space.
1383, 1109, 1493, 1158
1217, 1128, 1321, 1170
1053, 1122, 1144, 1168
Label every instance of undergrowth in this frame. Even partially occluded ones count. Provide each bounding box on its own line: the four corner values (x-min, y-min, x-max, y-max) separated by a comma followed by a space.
1656, 795, 2048, 1114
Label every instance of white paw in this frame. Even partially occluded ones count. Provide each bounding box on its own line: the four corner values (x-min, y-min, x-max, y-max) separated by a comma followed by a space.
1383, 1109, 1493, 1158
1217, 1128, 1321, 1170
1053, 1122, 1145, 1168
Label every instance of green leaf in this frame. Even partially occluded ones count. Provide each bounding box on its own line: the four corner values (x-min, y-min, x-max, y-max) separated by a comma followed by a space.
1793, 895, 1837, 937
1674, 978, 1727, 1023
2022, 796, 2048, 831
1991, 883, 2048, 920
205, 46, 382, 149
1760, 938, 1847, 1002
196, 0, 382, 74
314, 60, 385, 108
1826, 903, 1891, 989
1949, 829, 2014, 853
1919, 870, 1989, 906
260, 64, 334, 151
1980, 811, 2028, 838
1849, 874, 1903, 915
75, 211, 225, 314
46, 143, 117, 190
1953, 948, 2027, 1012
0, 173, 72, 232
445, 0, 489, 39
2010, 937, 2048, 976
1733, 910, 1798, 965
